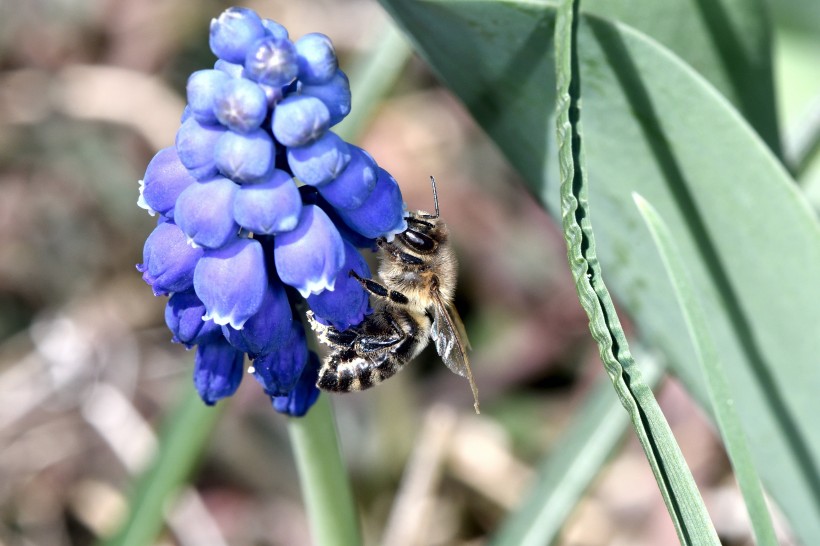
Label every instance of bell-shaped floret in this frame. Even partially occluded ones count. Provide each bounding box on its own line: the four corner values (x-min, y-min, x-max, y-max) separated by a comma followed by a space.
252, 320, 309, 396
138, 147, 196, 218
271, 352, 321, 417
299, 70, 351, 126
175, 117, 226, 181
137, 220, 203, 296
274, 204, 345, 297
194, 336, 245, 405
295, 33, 338, 85
165, 289, 221, 348
287, 131, 351, 187
336, 168, 407, 240
173, 176, 240, 249
186, 69, 230, 125
209, 7, 266, 64
194, 237, 267, 329
317, 146, 377, 210
214, 78, 268, 133
271, 95, 330, 147
214, 128, 275, 182
262, 19, 288, 40
221, 278, 293, 357
233, 169, 301, 234
244, 36, 298, 87
307, 240, 372, 331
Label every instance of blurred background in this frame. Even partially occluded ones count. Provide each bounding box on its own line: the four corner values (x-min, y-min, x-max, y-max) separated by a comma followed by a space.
0, 1, 817, 545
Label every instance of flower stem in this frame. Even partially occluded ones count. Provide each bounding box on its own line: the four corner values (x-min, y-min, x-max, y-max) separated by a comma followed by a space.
287, 395, 361, 546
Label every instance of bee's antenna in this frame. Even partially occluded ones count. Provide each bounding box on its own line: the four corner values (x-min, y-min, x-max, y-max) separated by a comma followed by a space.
429, 176, 440, 219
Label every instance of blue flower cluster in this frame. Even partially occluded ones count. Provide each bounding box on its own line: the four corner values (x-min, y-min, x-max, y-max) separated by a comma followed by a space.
137, 7, 407, 417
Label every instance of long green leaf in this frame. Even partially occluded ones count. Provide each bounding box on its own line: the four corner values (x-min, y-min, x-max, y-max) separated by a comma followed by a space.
582, 0, 781, 157
493, 352, 664, 546
634, 193, 778, 546
101, 386, 222, 546
554, 0, 718, 542
378, 1, 820, 542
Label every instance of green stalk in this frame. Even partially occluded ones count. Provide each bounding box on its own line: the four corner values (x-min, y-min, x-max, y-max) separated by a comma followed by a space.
287, 395, 361, 546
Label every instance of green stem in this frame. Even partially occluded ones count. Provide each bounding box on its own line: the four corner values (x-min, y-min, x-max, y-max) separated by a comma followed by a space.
287, 395, 361, 546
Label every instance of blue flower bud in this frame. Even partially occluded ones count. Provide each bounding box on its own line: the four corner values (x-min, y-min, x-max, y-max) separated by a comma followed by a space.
180, 105, 193, 123
307, 240, 372, 330
221, 278, 293, 357
233, 169, 301, 234
299, 70, 351, 126
271, 352, 321, 417
165, 289, 222, 348
262, 19, 289, 40
214, 59, 244, 79
194, 336, 245, 405
186, 69, 230, 125
194, 237, 267, 329
317, 146, 377, 210
271, 95, 330, 147
252, 320, 309, 396
175, 117, 226, 180
244, 36, 298, 88
295, 33, 338, 85
214, 128, 275, 182
138, 147, 196, 218
174, 176, 239, 249
137, 220, 203, 296
274, 204, 345, 297
287, 131, 351, 187
214, 78, 268, 133
209, 7, 266, 64
337, 168, 407, 239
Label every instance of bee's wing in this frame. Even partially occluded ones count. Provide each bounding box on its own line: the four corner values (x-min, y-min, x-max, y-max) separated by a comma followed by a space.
431, 294, 480, 413
449, 303, 472, 351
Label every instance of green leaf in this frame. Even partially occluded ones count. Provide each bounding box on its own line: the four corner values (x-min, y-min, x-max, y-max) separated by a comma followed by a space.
334, 22, 412, 143
379, 0, 820, 543
101, 386, 222, 546
493, 353, 664, 546
634, 193, 778, 546
553, 0, 718, 542
582, 0, 781, 157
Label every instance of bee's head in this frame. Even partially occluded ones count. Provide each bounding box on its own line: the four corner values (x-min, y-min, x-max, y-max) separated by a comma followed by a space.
397, 212, 448, 254
395, 176, 449, 254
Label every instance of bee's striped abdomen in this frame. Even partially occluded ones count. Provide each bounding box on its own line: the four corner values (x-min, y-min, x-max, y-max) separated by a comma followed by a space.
317, 352, 403, 392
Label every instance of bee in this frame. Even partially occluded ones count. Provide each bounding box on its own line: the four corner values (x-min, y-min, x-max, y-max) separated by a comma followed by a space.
306, 177, 480, 413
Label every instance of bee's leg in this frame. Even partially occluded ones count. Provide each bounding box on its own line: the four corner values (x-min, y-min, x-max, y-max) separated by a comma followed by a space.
305, 310, 324, 332
349, 270, 409, 305
353, 315, 406, 354
306, 310, 358, 348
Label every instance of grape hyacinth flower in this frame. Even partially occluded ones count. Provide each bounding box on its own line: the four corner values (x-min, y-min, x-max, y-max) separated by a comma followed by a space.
136, 7, 407, 416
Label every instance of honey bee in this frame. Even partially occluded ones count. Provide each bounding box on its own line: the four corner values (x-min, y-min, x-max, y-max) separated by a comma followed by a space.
306, 177, 480, 413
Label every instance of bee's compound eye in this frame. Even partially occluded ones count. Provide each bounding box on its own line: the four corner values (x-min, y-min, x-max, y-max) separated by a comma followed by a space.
403, 229, 436, 252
